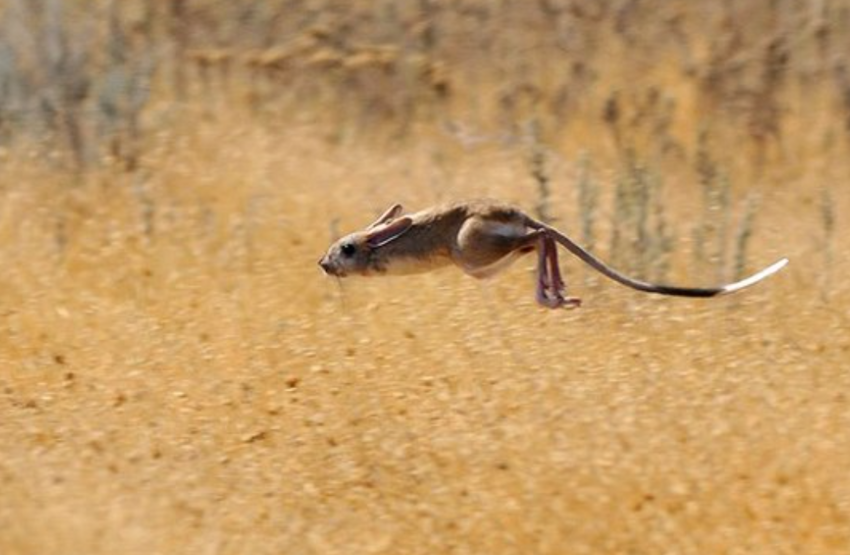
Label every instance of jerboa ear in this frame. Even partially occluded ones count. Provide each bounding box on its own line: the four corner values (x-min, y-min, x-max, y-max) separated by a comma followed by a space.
367, 203, 404, 229
366, 216, 413, 248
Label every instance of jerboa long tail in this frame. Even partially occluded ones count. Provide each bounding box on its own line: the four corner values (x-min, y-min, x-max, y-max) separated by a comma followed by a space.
527, 219, 788, 298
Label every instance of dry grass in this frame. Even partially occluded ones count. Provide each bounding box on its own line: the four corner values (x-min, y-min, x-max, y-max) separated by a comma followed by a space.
0, 108, 848, 555
1, 1, 850, 553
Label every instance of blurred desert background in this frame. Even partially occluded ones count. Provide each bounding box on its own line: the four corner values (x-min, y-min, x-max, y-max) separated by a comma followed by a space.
0, 1, 848, 554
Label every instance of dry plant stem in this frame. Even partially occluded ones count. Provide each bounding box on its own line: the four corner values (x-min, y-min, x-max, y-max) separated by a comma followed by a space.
576, 153, 598, 254
819, 186, 835, 300
733, 194, 759, 282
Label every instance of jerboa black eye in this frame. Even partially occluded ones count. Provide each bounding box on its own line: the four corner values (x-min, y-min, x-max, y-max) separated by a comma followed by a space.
341, 243, 356, 257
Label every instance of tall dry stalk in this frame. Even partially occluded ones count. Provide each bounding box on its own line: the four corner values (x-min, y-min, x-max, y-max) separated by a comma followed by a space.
820, 186, 835, 299
526, 120, 554, 225
693, 130, 731, 283
732, 193, 759, 282
575, 152, 598, 254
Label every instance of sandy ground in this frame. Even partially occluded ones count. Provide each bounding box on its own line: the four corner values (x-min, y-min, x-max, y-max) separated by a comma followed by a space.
1, 130, 848, 555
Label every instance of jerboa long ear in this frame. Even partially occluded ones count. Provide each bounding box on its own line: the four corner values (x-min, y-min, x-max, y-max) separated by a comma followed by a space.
366, 216, 413, 248
367, 204, 404, 229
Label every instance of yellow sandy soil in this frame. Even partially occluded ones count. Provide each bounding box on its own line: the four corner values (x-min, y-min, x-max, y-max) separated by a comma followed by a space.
1, 115, 847, 555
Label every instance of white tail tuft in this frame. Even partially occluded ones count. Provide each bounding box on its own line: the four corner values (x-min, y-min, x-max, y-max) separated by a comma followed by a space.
720, 258, 789, 295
